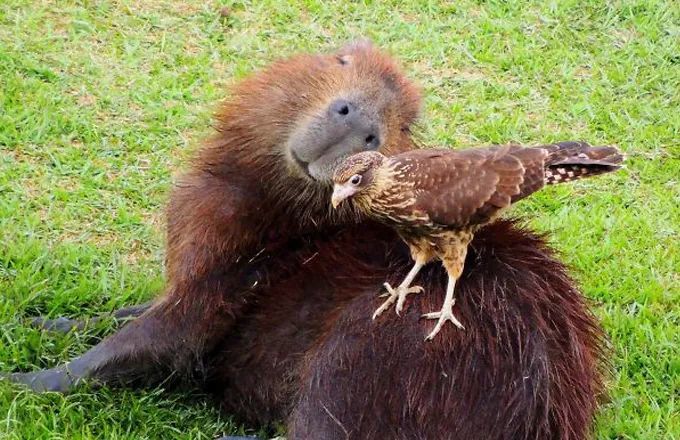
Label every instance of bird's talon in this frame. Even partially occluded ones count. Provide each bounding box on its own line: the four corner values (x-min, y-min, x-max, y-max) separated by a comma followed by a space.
395, 285, 424, 315
422, 305, 464, 340
372, 298, 395, 319
374, 283, 425, 318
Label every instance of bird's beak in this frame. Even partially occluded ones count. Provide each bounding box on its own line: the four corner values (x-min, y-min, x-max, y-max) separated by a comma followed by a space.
331, 184, 356, 209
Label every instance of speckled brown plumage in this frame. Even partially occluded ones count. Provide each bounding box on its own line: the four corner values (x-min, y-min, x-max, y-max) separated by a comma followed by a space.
333, 141, 623, 339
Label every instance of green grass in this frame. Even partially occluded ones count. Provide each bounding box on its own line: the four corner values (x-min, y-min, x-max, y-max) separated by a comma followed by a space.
1, 0, 678, 438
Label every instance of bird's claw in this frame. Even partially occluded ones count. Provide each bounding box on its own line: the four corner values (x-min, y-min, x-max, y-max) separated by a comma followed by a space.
422, 302, 465, 340
372, 294, 396, 319
395, 285, 424, 315
373, 283, 424, 319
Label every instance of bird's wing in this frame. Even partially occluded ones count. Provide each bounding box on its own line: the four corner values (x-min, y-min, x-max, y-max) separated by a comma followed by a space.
390, 146, 548, 228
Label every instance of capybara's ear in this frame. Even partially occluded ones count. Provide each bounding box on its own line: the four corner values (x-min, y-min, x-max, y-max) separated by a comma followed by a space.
336, 38, 375, 64
339, 38, 374, 53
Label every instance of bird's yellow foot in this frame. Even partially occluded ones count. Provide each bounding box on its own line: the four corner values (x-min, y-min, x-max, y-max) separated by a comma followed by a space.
422, 301, 465, 340
373, 282, 424, 319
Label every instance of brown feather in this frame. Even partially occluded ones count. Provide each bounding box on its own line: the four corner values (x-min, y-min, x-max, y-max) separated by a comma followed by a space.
365, 142, 622, 231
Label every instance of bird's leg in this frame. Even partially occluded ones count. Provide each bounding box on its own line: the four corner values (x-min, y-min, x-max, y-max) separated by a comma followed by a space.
422, 273, 465, 340
422, 242, 468, 340
373, 259, 425, 319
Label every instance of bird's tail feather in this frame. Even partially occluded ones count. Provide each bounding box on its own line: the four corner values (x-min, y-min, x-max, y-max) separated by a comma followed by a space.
539, 141, 624, 185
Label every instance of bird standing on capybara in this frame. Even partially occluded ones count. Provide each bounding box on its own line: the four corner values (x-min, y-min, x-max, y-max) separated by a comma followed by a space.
7, 42, 605, 440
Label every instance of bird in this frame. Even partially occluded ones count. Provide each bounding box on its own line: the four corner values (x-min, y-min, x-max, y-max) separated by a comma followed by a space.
331, 141, 624, 340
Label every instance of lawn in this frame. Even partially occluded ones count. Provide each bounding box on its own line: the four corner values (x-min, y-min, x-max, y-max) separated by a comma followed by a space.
0, 0, 678, 439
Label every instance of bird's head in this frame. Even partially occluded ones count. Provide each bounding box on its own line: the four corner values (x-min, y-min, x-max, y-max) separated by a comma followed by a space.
331, 151, 386, 209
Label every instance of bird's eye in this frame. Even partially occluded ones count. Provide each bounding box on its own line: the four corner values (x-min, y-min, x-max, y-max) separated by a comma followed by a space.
349, 174, 362, 186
